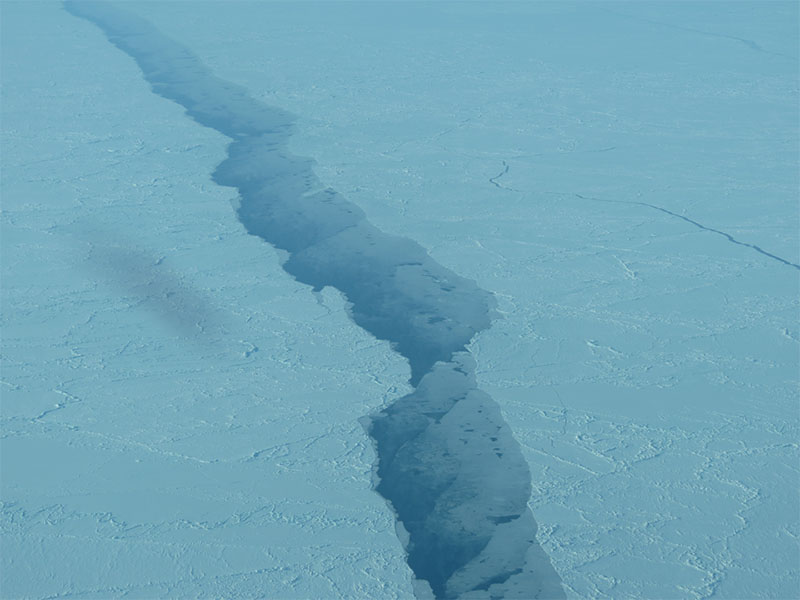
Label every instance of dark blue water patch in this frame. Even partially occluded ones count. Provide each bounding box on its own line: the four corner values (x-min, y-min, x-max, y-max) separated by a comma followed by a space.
368, 355, 565, 598
64, 2, 565, 597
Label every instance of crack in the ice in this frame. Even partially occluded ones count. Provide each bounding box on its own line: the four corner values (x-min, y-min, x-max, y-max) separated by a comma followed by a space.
574, 193, 800, 271
64, 3, 566, 598
488, 160, 522, 193
599, 7, 795, 60
31, 389, 83, 422
489, 161, 510, 189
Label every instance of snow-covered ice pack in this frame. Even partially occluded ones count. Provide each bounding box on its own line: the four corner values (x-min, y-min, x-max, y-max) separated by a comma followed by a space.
2, 2, 798, 599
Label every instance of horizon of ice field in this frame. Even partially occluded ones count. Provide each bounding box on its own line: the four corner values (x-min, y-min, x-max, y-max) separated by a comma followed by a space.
1, 1, 798, 599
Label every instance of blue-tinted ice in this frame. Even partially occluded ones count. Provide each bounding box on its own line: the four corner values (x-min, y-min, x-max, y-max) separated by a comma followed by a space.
64, 1, 565, 597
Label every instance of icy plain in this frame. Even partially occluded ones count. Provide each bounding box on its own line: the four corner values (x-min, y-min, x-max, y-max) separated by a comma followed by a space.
2, 1, 799, 599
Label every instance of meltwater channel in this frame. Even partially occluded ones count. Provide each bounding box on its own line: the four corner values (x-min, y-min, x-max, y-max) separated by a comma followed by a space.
65, 3, 565, 598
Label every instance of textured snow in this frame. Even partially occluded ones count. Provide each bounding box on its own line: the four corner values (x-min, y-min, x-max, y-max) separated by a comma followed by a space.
2, 1, 799, 599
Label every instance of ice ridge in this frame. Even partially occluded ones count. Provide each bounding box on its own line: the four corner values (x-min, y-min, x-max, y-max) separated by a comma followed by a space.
63, 2, 565, 597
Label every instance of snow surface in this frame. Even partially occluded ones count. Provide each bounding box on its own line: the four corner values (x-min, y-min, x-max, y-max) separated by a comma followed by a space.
2, 1, 799, 599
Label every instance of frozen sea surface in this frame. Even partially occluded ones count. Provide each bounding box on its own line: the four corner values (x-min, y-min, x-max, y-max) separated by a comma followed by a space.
2, 1, 799, 599
54, 2, 565, 595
